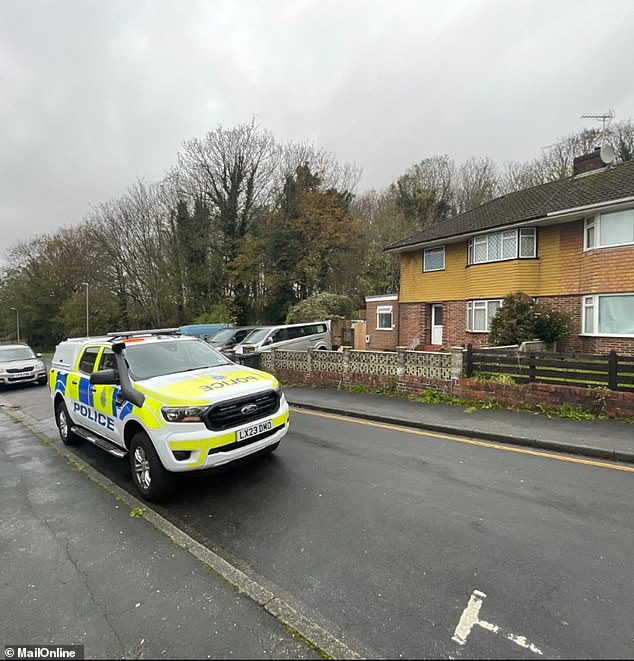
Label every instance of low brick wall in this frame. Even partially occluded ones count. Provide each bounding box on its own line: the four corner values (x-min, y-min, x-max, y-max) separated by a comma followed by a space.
448, 379, 634, 419
269, 362, 634, 420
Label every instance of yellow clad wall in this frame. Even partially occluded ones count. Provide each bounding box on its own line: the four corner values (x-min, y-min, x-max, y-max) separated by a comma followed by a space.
399, 225, 563, 302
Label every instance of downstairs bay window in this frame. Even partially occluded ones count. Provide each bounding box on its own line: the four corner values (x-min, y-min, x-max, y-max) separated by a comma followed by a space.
582, 294, 634, 336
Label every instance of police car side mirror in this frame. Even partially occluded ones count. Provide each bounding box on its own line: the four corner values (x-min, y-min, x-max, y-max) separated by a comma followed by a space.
90, 369, 120, 385
264, 337, 273, 345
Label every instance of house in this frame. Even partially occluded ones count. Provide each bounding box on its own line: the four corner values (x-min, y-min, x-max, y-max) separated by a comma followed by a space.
379, 148, 634, 355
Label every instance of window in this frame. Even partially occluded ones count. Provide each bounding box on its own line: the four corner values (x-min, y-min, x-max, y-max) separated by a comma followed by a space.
519, 228, 537, 258
468, 228, 536, 264
78, 347, 100, 373
582, 294, 634, 336
377, 306, 393, 330
467, 299, 502, 332
585, 209, 634, 250
423, 246, 445, 272
97, 349, 117, 371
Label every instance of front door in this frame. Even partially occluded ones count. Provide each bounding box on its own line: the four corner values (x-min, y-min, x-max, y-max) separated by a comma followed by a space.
431, 304, 443, 345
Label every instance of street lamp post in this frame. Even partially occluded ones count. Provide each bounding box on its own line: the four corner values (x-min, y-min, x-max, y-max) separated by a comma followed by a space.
9, 307, 20, 342
81, 282, 89, 336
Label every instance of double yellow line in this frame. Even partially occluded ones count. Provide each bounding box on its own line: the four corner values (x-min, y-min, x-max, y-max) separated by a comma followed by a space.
292, 407, 634, 474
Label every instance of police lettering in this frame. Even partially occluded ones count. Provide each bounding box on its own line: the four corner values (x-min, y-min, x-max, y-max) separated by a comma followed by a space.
73, 402, 115, 431
200, 375, 259, 391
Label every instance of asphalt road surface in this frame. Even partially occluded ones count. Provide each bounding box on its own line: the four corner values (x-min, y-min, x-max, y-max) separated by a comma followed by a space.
3, 382, 634, 659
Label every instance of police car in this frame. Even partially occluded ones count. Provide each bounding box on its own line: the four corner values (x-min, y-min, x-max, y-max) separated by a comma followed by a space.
49, 328, 289, 501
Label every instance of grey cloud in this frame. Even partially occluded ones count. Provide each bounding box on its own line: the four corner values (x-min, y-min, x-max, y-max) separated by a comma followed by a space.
1, 0, 634, 260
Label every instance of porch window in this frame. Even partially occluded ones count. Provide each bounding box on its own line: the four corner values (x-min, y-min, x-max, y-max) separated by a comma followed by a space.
467, 299, 503, 332
582, 294, 634, 336
377, 306, 393, 330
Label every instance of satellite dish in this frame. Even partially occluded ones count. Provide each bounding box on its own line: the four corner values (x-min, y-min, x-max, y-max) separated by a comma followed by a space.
600, 143, 615, 164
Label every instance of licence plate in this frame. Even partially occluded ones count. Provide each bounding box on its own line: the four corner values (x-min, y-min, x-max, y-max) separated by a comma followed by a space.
236, 420, 272, 441
10, 373, 30, 379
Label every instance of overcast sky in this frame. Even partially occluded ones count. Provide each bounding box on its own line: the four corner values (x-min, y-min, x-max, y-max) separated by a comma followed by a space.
2, 0, 634, 262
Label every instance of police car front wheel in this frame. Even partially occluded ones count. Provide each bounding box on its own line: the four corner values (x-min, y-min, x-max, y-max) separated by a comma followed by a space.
129, 431, 176, 502
55, 401, 83, 446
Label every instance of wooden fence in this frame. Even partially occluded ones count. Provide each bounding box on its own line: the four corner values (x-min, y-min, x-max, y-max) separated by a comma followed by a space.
465, 345, 634, 392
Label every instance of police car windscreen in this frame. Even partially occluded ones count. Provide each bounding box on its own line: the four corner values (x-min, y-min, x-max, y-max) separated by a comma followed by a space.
125, 339, 232, 380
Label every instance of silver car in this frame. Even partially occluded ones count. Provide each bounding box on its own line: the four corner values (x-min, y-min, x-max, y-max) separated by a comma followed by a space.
0, 344, 47, 387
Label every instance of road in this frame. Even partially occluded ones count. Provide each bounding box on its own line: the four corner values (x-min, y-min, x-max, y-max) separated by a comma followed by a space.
2, 383, 634, 659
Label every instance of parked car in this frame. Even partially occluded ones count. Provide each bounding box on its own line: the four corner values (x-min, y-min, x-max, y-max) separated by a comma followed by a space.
0, 343, 47, 387
234, 321, 331, 354
206, 326, 260, 353
49, 328, 289, 501
179, 323, 233, 341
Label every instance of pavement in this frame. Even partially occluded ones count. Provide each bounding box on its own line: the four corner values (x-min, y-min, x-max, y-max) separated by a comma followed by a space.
0, 400, 357, 660
284, 385, 634, 465
2, 384, 634, 660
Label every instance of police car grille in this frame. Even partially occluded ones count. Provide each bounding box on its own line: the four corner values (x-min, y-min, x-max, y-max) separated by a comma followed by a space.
203, 390, 280, 431
7, 366, 33, 373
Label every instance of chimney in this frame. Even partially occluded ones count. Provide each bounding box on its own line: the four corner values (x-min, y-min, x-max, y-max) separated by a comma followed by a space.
573, 147, 607, 176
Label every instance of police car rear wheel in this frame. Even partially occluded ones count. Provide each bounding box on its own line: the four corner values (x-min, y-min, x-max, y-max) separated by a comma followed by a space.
129, 432, 176, 502
55, 401, 83, 446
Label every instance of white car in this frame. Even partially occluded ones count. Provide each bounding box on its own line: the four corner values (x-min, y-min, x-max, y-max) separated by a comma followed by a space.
0, 343, 47, 387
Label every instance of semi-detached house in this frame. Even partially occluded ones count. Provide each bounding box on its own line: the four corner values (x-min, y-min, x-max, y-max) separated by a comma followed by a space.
376, 148, 634, 356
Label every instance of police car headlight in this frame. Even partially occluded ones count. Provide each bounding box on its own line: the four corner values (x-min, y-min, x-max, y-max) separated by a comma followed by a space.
161, 407, 206, 423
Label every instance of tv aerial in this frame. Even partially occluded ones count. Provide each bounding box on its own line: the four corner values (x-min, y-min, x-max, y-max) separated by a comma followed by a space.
581, 110, 616, 164
581, 109, 615, 132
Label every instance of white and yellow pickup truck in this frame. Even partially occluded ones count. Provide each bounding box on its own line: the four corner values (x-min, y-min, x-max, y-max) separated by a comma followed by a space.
49, 328, 289, 501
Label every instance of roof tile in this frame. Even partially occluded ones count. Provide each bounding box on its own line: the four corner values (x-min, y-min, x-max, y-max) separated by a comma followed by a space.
385, 159, 634, 251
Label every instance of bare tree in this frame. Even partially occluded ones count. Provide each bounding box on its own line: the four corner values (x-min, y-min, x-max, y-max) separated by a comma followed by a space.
277, 140, 362, 195
453, 156, 499, 214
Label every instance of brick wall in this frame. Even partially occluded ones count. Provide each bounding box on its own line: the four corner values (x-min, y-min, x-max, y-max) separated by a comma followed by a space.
365, 299, 399, 351
272, 365, 634, 419
398, 302, 427, 349
396, 295, 634, 356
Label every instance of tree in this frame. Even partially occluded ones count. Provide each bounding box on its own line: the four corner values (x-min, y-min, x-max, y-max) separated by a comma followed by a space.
392, 155, 454, 224
173, 120, 278, 324
286, 292, 356, 324
256, 163, 364, 322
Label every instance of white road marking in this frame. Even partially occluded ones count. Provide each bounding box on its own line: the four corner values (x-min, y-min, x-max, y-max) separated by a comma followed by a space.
453, 589, 543, 655
452, 589, 486, 645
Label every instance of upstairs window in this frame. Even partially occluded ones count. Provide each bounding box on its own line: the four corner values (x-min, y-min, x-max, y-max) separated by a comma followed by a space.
377, 306, 393, 330
423, 246, 445, 272
468, 228, 536, 264
584, 209, 634, 250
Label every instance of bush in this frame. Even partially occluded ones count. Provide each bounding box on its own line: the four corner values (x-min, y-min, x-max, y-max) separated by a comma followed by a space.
488, 291, 571, 347
286, 292, 356, 324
